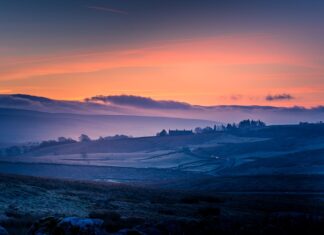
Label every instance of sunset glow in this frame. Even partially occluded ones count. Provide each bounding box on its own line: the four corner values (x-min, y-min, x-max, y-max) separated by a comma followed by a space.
0, 0, 323, 107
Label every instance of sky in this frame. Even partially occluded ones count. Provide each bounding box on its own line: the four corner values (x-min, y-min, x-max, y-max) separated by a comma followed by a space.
0, 0, 323, 107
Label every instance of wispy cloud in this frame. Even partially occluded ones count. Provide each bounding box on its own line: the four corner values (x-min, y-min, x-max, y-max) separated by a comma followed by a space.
0, 34, 307, 81
266, 94, 294, 101
87, 6, 128, 15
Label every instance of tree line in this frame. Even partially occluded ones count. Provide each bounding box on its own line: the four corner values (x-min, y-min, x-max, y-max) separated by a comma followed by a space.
157, 119, 266, 136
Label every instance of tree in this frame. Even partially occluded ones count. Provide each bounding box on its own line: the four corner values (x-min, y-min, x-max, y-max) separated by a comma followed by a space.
226, 123, 237, 131
58, 137, 68, 142
79, 134, 91, 142
238, 119, 251, 129
156, 129, 167, 137
256, 120, 266, 127
238, 119, 266, 129
202, 126, 213, 133
39, 140, 58, 148
194, 127, 203, 134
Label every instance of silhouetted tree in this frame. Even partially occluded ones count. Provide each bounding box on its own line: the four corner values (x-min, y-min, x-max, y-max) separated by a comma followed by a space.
57, 137, 76, 143
202, 126, 213, 133
58, 137, 68, 142
194, 127, 203, 134
156, 129, 167, 137
238, 119, 266, 129
39, 140, 58, 148
226, 123, 237, 131
79, 134, 91, 142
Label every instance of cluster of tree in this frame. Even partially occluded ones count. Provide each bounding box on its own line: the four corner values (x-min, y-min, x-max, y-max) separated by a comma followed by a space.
38, 137, 77, 148
157, 129, 194, 137
237, 119, 266, 129
0, 145, 31, 157
156, 129, 168, 137
0, 136, 79, 157
97, 134, 130, 141
194, 126, 218, 134
156, 119, 266, 137
79, 134, 91, 142
79, 134, 131, 142
212, 119, 266, 132
37, 134, 94, 147
0, 133, 134, 157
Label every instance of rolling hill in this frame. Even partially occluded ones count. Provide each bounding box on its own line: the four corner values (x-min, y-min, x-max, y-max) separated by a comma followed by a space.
0, 108, 215, 143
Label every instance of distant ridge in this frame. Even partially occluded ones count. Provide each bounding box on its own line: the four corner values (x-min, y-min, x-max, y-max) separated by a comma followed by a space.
0, 107, 215, 143
0, 94, 323, 125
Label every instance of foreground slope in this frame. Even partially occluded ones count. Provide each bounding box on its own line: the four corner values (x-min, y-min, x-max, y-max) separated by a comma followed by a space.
0, 174, 324, 235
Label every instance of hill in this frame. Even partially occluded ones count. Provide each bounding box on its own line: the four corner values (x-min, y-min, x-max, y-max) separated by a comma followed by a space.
2, 123, 324, 179
0, 108, 215, 143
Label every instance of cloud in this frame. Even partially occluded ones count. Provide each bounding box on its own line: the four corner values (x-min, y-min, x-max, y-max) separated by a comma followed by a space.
87, 6, 128, 15
0, 94, 130, 115
0, 34, 312, 85
230, 95, 243, 101
11, 94, 53, 103
1, 94, 323, 125
266, 93, 294, 101
85, 95, 192, 110
0, 95, 33, 106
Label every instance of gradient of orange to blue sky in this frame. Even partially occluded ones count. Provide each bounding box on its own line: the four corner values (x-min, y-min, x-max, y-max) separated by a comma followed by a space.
0, 0, 323, 107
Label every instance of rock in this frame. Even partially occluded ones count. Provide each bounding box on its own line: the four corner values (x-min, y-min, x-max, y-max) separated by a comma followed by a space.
89, 210, 144, 233
28, 216, 62, 235
89, 210, 122, 232
28, 217, 108, 235
57, 217, 107, 235
0, 226, 8, 235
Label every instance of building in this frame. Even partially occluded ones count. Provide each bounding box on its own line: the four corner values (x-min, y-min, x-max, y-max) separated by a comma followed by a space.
168, 129, 193, 136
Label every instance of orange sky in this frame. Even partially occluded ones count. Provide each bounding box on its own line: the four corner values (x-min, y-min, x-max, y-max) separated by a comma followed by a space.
0, 34, 323, 107
1, 0, 324, 108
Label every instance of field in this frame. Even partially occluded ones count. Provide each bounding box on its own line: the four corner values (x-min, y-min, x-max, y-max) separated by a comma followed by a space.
0, 174, 324, 235
2, 124, 324, 178
0, 123, 324, 234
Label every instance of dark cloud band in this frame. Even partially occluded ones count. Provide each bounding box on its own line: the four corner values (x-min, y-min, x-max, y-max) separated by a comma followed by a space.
266, 94, 294, 101
85, 95, 192, 110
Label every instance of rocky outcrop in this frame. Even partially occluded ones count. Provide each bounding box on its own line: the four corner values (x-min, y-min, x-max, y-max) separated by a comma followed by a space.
57, 217, 107, 235
28, 215, 220, 235
28, 217, 107, 235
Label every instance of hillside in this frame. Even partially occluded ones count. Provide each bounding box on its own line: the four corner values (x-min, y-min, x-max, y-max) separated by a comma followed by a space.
2, 123, 324, 180
0, 174, 324, 235
0, 108, 215, 143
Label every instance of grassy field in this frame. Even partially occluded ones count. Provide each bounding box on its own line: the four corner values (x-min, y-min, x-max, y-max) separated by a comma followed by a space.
0, 174, 324, 234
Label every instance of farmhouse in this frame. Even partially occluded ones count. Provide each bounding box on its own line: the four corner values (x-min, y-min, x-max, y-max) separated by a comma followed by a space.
168, 129, 193, 136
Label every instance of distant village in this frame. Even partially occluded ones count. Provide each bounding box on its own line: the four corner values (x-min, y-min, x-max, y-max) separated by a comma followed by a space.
156, 119, 266, 137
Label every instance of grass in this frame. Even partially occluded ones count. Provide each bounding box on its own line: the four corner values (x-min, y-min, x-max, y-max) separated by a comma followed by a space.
0, 173, 323, 234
